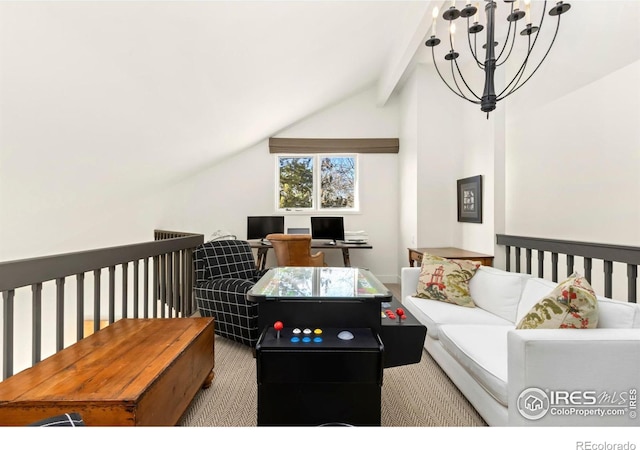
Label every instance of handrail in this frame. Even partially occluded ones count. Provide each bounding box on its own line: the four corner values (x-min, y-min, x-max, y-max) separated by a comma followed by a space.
0, 235, 203, 292
496, 234, 639, 303
1, 230, 204, 380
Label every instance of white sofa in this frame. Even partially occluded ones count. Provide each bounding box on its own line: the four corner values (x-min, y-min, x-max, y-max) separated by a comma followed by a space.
401, 265, 640, 426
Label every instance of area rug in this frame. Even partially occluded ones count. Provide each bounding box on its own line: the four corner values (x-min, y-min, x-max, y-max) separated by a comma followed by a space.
179, 335, 487, 427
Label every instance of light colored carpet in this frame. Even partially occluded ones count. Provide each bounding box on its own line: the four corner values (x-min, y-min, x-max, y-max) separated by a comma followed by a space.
179, 335, 487, 427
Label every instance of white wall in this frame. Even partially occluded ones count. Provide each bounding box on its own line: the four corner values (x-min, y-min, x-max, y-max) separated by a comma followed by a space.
506, 59, 640, 246
157, 87, 402, 282
397, 62, 497, 263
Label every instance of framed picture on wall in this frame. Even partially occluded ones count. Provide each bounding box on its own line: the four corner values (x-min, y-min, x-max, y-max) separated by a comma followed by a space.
457, 175, 482, 223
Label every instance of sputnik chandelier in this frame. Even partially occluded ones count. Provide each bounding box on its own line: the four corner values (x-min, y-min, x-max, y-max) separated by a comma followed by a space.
425, 0, 571, 117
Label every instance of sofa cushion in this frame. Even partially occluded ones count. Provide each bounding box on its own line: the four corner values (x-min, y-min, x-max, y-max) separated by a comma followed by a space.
439, 324, 513, 407
404, 295, 513, 339
596, 296, 640, 329
516, 272, 598, 329
415, 253, 480, 307
468, 266, 531, 323
516, 277, 558, 324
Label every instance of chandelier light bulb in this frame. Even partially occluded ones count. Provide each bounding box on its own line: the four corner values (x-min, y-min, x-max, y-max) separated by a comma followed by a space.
432, 6, 439, 35
524, 0, 531, 24
450, 22, 456, 49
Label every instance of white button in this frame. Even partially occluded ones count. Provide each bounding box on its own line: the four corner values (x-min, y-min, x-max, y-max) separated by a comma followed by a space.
303, 328, 312, 335
292, 328, 302, 335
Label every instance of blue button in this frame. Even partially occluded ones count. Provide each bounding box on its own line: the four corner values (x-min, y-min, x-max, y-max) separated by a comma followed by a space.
290, 337, 300, 343
302, 336, 311, 343
313, 337, 323, 343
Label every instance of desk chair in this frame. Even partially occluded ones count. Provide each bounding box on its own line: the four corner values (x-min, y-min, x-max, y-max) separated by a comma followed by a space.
266, 234, 325, 267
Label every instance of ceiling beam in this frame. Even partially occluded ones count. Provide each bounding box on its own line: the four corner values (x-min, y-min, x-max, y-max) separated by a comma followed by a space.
376, 1, 442, 107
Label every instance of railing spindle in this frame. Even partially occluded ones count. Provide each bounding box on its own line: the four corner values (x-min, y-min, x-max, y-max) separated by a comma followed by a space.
153, 255, 159, 318
186, 248, 194, 316
93, 269, 101, 333
167, 253, 174, 318
604, 260, 613, 298
122, 262, 128, 319
526, 248, 532, 274
144, 258, 149, 319
551, 253, 558, 282
56, 277, 65, 352
109, 266, 116, 324
584, 258, 592, 284
76, 273, 85, 342
627, 264, 637, 303
2, 290, 15, 379
160, 254, 166, 319
538, 250, 545, 278
515, 247, 521, 273
133, 260, 139, 319
32, 283, 42, 365
505, 245, 511, 271
567, 255, 574, 277
173, 251, 180, 317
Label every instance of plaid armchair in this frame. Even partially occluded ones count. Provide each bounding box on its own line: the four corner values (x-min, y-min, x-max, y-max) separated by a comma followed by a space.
194, 239, 267, 347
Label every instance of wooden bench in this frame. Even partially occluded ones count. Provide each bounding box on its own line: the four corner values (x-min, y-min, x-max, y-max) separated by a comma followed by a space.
0, 317, 215, 426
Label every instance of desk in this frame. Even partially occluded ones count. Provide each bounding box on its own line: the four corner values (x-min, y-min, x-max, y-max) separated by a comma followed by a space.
408, 247, 494, 267
250, 241, 372, 269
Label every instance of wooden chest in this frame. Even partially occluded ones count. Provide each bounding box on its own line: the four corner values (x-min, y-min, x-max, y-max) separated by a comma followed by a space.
0, 317, 214, 426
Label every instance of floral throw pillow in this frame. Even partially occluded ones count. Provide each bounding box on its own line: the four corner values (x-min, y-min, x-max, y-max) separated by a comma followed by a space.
415, 253, 480, 307
516, 272, 598, 329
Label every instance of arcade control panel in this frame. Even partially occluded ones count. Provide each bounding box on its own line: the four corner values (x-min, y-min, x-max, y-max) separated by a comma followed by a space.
379, 299, 427, 368
258, 321, 380, 349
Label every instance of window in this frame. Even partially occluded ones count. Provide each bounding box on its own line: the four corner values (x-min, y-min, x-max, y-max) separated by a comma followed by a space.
277, 154, 358, 212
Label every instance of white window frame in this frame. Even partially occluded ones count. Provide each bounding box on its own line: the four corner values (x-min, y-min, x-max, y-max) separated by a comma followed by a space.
275, 153, 359, 213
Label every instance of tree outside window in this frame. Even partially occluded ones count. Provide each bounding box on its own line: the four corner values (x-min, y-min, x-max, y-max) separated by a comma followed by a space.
278, 155, 358, 211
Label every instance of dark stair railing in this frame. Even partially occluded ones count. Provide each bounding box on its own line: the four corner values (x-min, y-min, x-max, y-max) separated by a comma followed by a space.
0, 230, 204, 381
497, 234, 639, 303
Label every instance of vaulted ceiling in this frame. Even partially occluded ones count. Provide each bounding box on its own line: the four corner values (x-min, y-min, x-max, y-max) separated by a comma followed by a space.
2, 1, 637, 186
1, 1, 427, 173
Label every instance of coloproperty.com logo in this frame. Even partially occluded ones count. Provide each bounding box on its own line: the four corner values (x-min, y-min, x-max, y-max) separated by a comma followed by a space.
517, 387, 638, 421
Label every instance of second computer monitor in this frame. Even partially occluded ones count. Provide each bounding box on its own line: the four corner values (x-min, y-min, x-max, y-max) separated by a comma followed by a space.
311, 216, 344, 245
247, 216, 285, 242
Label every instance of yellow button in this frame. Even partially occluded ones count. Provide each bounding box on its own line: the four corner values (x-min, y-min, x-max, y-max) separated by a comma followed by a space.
314, 328, 323, 335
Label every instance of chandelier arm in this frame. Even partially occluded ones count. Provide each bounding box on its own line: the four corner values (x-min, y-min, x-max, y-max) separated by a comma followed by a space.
497, 34, 531, 98
497, 1, 549, 96
430, 47, 480, 105
495, 19, 519, 68
467, 17, 484, 69
498, 0, 548, 69
453, 57, 482, 101
497, 15, 562, 101
494, 5, 516, 66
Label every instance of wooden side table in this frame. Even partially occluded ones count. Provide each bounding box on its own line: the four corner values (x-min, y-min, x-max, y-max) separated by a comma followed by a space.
408, 247, 494, 267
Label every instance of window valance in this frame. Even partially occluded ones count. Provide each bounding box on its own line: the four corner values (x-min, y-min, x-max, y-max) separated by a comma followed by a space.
269, 137, 399, 154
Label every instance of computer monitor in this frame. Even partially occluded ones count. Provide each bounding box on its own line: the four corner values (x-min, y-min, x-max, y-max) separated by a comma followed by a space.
247, 216, 285, 242
310, 216, 345, 245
